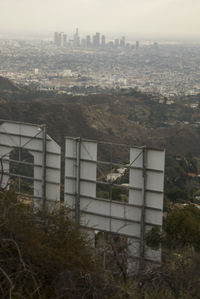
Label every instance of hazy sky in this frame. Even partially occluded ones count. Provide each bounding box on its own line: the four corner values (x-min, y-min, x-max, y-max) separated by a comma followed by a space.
1, 0, 200, 39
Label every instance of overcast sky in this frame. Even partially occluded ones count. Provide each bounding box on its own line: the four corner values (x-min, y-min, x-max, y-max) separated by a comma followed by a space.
0, 0, 200, 39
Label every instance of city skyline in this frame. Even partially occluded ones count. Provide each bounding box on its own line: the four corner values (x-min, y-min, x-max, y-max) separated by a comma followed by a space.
0, 0, 200, 41
54, 29, 128, 48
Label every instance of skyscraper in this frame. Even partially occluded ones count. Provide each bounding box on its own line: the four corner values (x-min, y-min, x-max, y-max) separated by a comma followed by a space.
101, 35, 106, 47
114, 39, 119, 48
63, 34, 67, 46
86, 35, 91, 48
54, 32, 60, 46
96, 32, 100, 47
73, 28, 80, 47
54, 32, 65, 46
93, 32, 100, 47
60, 32, 64, 46
81, 38, 86, 47
120, 36, 125, 47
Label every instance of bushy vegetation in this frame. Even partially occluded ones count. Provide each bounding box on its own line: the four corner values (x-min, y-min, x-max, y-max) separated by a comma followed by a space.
0, 190, 119, 298
144, 205, 200, 298
1, 190, 200, 298
165, 154, 200, 205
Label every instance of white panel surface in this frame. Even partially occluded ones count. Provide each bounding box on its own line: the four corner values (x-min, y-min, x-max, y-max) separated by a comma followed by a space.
65, 138, 77, 159
46, 153, 61, 169
130, 148, 143, 168
80, 161, 96, 181
46, 136, 61, 153
65, 159, 76, 178
80, 181, 96, 198
145, 209, 163, 226
146, 170, 164, 192
65, 178, 76, 194
1, 122, 42, 137
0, 147, 11, 188
130, 168, 143, 189
65, 138, 77, 206
129, 190, 163, 210
46, 183, 60, 201
46, 168, 60, 183
65, 139, 165, 268
146, 149, 165, 171
129, 147, 165, 265
65, 137, 97, 213
80, 141, 97, 161
0, 121, 61, 204
145, 192, 163, 210
80, 197, 141, 221
81, 212, 141, 238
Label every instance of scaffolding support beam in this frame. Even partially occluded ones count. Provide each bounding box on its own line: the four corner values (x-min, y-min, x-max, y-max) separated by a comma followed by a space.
75, 138, 81, 224
42, 125, 47, 208
140, 147, 147, 270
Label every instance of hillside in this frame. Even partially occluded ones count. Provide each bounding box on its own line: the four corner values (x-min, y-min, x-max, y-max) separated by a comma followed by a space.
0, 91, 200, 156
0, 76, 19, 91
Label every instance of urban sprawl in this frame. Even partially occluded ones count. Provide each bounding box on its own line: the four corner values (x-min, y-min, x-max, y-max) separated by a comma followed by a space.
0, 28, 200, 97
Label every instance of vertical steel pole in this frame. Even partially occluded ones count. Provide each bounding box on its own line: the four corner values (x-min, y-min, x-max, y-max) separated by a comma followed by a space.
75, 138, 81, 224
140, 147, 147, 270
42, 125, 47, 208
18, 147, 21, 194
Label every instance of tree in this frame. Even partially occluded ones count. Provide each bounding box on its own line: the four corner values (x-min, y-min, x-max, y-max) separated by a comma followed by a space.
164, 205, 200, 250
0, 190, 111, 298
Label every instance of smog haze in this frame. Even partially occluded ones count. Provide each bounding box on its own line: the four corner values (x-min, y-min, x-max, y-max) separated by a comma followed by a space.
0, 0, 200, 40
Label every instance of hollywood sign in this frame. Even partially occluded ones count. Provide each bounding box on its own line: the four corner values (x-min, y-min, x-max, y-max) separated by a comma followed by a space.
0, 120, 165, 271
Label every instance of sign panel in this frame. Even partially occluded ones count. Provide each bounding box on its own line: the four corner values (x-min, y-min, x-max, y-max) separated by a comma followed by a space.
0, 120, 61, 205
128, 147, 165, 267
65, 138, 165, 269
0, 120, 165, 271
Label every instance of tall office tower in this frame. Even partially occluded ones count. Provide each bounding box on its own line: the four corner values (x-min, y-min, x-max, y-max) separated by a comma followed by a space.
81, 38, 86, 47
92, 34, 95, 47
120, 36, 125, 47
136, 41, 140, 49
54, 32, 57, 44
96, 32, 100, 47
77, 36, 80, 47
63, 34, 67, 46
93, 32, 100, 47
114, 39, 119, 48
73, 27, 80, 47
101, 35, 106, 47
54, 32, 65, 46
58, 32, 62, 46
86, 35, 91, 48
60, 32, 65, 46
54, 32, 60, 46
93, 32, 100, 48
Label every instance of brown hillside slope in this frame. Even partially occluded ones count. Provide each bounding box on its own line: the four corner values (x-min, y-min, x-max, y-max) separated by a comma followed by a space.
0, 95, 199, 155
0, 76, 19, 91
